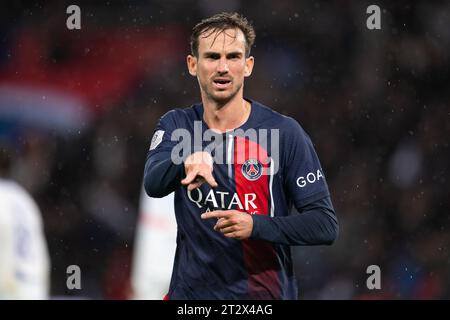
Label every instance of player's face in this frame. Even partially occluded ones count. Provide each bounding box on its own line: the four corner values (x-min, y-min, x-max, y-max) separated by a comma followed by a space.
187, 28, 254, 104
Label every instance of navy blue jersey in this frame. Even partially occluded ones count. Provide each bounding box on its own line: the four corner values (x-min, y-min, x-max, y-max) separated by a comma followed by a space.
144, 99, 338, 300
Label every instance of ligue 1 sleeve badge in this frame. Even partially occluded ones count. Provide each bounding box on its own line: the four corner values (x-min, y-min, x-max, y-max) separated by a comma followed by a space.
242, 159, 263, 181
149, 130, 164, 150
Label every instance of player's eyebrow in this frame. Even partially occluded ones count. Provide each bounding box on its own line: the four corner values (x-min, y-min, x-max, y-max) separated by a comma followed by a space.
226, 51, 243, 58
203, 51, 221, 58
202, 51, 243, 59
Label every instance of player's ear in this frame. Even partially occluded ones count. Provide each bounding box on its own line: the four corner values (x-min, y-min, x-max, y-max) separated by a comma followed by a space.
244, 56, 254, 77
187, 55, 197, 76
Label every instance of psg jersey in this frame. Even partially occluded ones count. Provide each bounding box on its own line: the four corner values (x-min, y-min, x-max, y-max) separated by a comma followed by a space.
144, 99, 338, 299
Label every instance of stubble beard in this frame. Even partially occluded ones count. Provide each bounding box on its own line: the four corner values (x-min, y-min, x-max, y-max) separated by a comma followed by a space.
201, 81, 243, 107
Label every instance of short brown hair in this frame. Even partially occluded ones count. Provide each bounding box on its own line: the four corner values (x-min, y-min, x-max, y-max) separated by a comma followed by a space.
190, 12, 256, 58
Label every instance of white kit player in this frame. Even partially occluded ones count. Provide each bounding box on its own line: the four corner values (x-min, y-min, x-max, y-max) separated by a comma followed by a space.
0, 178, 50, 299
131, 186, 177, 299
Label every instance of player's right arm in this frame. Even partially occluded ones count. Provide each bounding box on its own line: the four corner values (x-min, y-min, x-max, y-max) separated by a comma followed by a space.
144, 111, 185, 198
144, 111, 218, 197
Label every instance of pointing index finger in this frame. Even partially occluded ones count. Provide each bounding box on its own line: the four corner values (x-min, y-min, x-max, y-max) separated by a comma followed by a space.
201, 210, 229, 220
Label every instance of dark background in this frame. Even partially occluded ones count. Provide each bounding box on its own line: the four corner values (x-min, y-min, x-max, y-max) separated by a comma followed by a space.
0, 0, 448, 299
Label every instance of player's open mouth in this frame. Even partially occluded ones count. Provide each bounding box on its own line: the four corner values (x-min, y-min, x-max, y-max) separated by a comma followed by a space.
213, 79, 231, 89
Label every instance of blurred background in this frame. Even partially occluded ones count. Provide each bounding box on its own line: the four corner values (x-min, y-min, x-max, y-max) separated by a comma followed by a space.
0, 0, 448, 299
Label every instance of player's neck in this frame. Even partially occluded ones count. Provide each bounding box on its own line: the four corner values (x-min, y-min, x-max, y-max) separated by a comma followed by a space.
202, 94, 251, 133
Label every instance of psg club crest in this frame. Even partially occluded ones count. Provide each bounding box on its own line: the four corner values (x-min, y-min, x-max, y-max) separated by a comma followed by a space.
241, 159, 263, 181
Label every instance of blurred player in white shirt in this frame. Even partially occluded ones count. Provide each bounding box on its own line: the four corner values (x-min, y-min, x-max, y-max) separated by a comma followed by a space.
131, 186, 176, 299
0, 145, 50, 300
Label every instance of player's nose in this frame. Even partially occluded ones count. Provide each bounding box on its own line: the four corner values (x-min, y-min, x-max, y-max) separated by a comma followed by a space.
216, 57, 229, 73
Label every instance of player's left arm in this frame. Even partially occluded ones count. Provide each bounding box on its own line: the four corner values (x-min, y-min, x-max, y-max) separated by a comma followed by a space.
249, 194, 338, 245
202, 118, 338, 245
248, 118, 339, 245
201, 210, 254, 240
201, 195, 337, 244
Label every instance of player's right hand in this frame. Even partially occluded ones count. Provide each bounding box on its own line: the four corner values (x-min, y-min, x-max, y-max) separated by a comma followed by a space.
181, 151, 218, 191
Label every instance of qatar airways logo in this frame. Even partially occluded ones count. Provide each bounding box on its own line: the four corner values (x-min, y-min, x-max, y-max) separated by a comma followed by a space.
169, 121, 280, 175
187, 188, 259, 214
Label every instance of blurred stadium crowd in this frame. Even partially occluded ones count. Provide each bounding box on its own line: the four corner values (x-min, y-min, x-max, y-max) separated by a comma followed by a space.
0, 0, 448, 299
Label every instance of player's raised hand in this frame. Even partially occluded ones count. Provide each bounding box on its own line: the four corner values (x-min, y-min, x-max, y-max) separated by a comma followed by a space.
201, 210, 253, 240
181, 151, 218, 191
